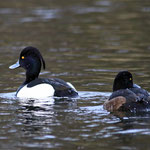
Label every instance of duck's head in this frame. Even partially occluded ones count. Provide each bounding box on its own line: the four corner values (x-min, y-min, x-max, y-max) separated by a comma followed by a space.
113, 71, 133, 92
9, 46, 45, 83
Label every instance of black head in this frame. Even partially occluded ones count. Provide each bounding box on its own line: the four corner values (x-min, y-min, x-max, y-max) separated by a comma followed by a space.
113, 71, 133, 92
19, 46, 45, 70
9, 46, 45, 83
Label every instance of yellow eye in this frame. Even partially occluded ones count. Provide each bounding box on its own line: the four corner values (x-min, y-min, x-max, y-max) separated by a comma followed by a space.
129, 78, 132, 80
21, 56, 25, 59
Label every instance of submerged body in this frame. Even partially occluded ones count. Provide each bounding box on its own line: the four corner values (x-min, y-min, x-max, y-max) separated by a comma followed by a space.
103, 71, 150, 112
9, 46, 78, 98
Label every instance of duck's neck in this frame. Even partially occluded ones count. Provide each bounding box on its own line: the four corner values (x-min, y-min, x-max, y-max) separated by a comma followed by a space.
24, 73, 38, 85
113, 82, 123, 92
24, 59, 41, 85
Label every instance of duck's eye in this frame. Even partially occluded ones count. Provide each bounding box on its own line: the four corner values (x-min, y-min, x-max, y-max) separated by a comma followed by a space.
129, 78, 132, 81
21, 56, 25, 59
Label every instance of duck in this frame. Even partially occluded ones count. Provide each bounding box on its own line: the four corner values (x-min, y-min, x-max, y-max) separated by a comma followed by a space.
9, 46, 78, 98
103, 71, 150, 112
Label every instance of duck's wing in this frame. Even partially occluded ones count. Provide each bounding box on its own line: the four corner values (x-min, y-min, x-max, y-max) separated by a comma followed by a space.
109, 89, 139, 102
47, 78, 78, 97
130, 87, 150, 102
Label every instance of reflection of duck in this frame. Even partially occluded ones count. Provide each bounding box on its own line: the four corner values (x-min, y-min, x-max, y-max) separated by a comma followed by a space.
9, 46, 78, 98
104, 71, 150, 112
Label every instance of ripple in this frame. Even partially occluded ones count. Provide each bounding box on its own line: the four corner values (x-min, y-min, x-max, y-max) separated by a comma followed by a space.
85, 68, 120, 72
34, 135, 56, 140
95, 0, 112, 6
73, 6, 110, 14
20, 8, 59, 23
79, 91, 110, 98
141, 7, 150, 12
0, 8, 20, 14
32, 8, 59, 19
0, 92, 16, 100
117, 129, 150, 134
80, 105, 105, 114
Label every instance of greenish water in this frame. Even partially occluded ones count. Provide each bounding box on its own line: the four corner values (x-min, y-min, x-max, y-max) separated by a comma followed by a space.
0, 0, 150, 149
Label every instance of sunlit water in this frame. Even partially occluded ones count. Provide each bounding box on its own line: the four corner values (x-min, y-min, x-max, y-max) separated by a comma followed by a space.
0, 0, 150, 149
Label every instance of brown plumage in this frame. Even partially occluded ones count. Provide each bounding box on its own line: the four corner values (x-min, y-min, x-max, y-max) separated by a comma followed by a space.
103, 96, 126, 112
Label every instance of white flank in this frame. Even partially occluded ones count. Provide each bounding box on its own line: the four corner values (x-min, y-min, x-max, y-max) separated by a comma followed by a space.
17, 84, 55, 98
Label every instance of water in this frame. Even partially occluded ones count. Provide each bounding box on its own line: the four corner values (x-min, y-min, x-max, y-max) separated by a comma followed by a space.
0, 0, 150, 149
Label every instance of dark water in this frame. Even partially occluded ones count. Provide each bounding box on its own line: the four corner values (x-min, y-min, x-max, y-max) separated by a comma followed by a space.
0, 0, 150, 149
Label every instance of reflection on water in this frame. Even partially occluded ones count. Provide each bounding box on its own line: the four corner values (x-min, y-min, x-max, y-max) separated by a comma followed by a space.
0, 0, 150, 149
0, 91, 150, 149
